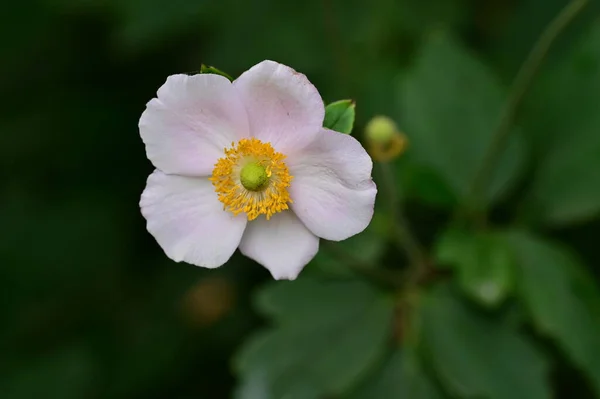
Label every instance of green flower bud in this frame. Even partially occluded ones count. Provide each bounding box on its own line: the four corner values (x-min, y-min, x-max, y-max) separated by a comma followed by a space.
365, 116, 398, 144
364, 115, 408, 162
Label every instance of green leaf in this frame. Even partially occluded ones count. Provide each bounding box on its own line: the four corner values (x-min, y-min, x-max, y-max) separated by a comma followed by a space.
234, 277, 394, 398
0, 345, 96, 399
397, 33, 524, 205
307, 210, 388, 278
200, 64, 234, 81
398, 163, 458, 208
504, 230, 600, 396
323, 99, 356, 134
524, 22, 600, 225
490, 0, 600, 80
234, 369, 275, 399
420, 285, 551, 399
435, 229, 515, 307
348, 349, 444, 399
393, 0, 467, 36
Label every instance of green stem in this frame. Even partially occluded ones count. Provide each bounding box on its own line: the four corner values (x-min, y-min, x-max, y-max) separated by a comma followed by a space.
468, 0, 588, 215
379, 162, 426, 271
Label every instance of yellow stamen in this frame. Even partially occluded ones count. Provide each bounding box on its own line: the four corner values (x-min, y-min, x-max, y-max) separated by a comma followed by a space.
209, 138, 293, 221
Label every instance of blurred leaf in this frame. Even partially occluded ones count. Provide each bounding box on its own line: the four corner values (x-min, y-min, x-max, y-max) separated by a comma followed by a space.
307, 210, 387, 277
435, 229, 515, 307
490, 0, 600, 80
394, 0, 467, 35
420, 285, 551, 399
0, 345, 96, 399
200, 64, 233, 81
524, 22, 600, 224
398, 163, 458, 207
505, 230, 600, 396
348, 349, 444, 399
397, 33, 524, 205
234, 369, 274, 399
234, 278, 394, 398
236, 367, 320, 399
324, 99, 356, 134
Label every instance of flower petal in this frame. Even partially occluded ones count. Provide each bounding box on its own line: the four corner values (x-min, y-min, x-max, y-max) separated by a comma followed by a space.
239, 211, 319, 280
287, 128, 377, 241
233, 60, 324, 154
140, 170, 247, 268
139, 74, 250, 176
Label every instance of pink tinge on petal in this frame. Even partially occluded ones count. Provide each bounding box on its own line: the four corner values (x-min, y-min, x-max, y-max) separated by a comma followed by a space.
140, 170, 247, 268
233, 60, 324, 155
287, 128, 377, 241
139, 74, 250, 177
238, 211, 319, 280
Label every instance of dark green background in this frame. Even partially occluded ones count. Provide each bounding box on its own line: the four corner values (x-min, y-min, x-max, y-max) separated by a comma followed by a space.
2, 0, 600, 398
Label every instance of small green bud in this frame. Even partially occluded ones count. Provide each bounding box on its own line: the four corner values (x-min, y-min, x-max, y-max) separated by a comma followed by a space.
240, 163, 269, 191
365, 115, 398, 144
364, 115, 408, 162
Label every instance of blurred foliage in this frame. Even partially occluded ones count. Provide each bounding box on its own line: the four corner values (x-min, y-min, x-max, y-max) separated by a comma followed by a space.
522, 22, 600, 224
397, 33, 524, 204
2, 0, 600, 398
234, 279, 393, 398
435, 229, 515, 307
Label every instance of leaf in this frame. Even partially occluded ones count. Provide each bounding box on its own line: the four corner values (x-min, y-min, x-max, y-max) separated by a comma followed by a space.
307, 210, 388, 278
234, 277, 394, 398
504, 230, 600, 396
398, 163, 458, 208
234, 369, 276, 399
524, 22, 600, 225
0, 345, 96, 399
348, 349, 444, 399
397, 33, 524, 205
323, 99, 356, 134
393, 0, 467, 36
435, 229, 515, 307
490, 0, 600, 80
420, 285, 551, 399
200, 64, 233, 81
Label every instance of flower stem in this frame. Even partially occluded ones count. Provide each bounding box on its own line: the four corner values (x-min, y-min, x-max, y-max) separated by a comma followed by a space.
378, 162, 427, 271
467, 0, 588, 216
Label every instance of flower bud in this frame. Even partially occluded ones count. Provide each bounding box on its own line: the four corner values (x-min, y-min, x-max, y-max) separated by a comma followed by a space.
365, 115, 408, 162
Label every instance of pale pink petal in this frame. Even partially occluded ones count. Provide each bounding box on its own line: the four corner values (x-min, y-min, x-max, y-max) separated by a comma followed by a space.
140, 170, 247, 268
239, 211, 319, 280
287, 128, 377, 241
139, 74, 250, 176
233, 60, 324, 155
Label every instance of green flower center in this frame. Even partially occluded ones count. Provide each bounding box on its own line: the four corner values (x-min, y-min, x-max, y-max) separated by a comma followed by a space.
240, 162, 269, 191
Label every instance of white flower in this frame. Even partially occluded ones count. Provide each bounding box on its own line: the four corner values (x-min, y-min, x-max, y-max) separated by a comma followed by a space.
139, 60, 377, 280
